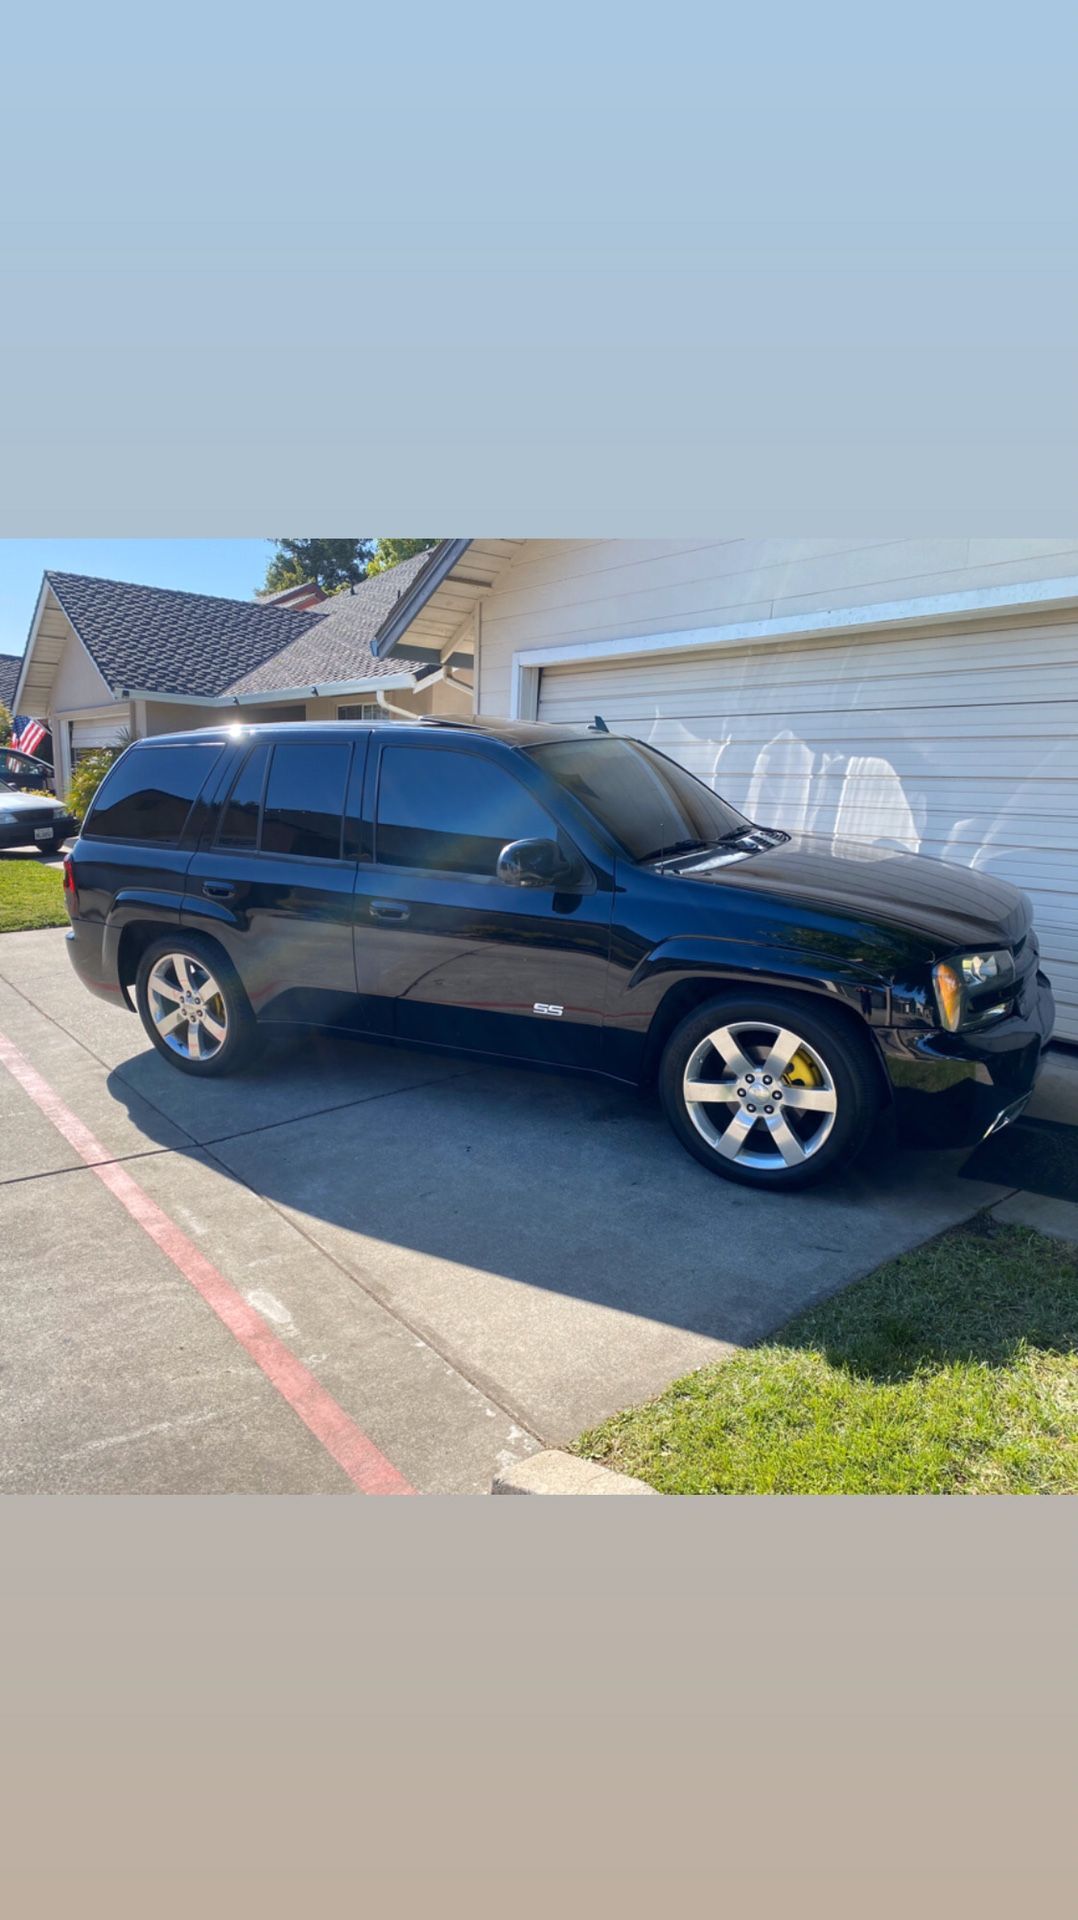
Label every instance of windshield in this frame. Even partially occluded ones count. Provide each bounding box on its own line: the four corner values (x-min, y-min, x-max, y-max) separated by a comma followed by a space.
528, 735, 751, 863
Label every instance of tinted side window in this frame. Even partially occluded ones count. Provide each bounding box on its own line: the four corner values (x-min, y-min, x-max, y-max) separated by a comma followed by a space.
376, 746, 553, 875
216, 742, 270, 849
85, 744, 222, 843
260, 740, 351, 860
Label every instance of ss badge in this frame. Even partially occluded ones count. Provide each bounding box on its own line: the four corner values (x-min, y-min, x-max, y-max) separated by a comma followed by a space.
533, 1002, 564, 1017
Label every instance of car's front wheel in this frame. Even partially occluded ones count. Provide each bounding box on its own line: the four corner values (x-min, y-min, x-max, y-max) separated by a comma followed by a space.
659, 993, 880, 1190
135, 935, 257, 1076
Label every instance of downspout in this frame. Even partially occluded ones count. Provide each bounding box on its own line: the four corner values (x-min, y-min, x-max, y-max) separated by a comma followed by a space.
375, 687, 428, 720
375, 664, 473, 720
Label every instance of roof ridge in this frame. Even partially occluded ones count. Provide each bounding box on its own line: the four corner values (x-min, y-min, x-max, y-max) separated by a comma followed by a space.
44, 567, 327, 623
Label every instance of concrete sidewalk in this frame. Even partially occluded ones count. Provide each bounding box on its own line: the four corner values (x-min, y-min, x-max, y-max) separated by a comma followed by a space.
0, 925, 1054, 1493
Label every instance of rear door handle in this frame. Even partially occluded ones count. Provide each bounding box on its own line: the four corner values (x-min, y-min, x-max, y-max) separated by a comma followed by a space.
369, 899, 410, 922
202, 880, 236, 901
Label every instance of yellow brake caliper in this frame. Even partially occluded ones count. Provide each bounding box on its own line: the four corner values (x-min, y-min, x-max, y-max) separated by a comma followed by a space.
782, 1047, 821, 1090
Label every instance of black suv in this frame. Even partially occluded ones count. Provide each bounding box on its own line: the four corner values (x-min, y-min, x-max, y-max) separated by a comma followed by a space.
63, 718, 1054, 1190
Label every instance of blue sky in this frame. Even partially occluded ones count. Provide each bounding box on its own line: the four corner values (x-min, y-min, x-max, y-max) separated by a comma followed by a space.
0, 539, 276, 660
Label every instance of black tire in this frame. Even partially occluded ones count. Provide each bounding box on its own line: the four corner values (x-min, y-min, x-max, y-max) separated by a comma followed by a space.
135, 933, 258, 1077
45, 832, 68, 856
658, 991, 880, 1191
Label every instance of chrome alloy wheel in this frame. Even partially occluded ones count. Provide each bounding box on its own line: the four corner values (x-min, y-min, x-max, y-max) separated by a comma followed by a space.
146, 952, 229, 1062
681, 1021, 838, 1170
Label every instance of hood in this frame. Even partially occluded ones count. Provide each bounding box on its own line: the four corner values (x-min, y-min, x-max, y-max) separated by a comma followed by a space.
0, 788, 66, 815
676, 831, 1032, 957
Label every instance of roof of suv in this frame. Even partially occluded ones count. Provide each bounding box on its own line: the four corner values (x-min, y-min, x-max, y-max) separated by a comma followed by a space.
137, 715, 592, 750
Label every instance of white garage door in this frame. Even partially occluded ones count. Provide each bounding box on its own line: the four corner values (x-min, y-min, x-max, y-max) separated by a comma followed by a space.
537, 610, 1078, 1041
70, 716, 128, 754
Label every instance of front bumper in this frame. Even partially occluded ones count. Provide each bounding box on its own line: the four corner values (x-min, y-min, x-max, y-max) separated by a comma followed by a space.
879, 969, 1055, 1149
0, 813, 76, 849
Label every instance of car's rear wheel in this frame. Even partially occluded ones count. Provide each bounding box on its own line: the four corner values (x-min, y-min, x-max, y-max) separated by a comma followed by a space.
659, 993, 880, 1189
135, 935, 257, 1076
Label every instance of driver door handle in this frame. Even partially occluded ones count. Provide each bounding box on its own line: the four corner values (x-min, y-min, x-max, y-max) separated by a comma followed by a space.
202, 880, 236, 901
369, 900, 410, 923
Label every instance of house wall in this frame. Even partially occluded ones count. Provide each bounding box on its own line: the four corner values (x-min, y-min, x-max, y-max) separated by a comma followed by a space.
48, 628, 123, 792
144, 700, 232, 735
475, 539, 1078, 716
304, 677, 472, 722
139, 673, 473, 739
49, 628, 113, 716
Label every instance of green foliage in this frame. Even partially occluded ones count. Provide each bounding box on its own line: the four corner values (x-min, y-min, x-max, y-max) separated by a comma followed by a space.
575, 1220, 1078, 1494
66, 741, 127, 820
261, 539, 374, 596
365, 538, 438, 576
0, 703, 11, 746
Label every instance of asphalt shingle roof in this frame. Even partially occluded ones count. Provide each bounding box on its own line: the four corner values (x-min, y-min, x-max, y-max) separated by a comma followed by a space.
0, 653, 21, 710
45, 571, 327, 700
42, 557, 434, 703
225, 550, 432, 695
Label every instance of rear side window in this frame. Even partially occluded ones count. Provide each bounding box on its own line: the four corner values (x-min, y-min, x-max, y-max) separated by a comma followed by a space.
260, 740, 351, 859
375, 745, 553, 875
84, 744, 222, 843
215, 742, 271, 850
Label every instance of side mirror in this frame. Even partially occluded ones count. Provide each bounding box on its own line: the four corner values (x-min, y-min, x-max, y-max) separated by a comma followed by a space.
496, 837, 580, 890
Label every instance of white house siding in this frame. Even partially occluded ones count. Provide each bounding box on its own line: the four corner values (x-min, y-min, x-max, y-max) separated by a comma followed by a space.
476, 539, 1078, 715
48, 630, 123, 792
48, 627, 111, 714
474, 540, 1078, 1043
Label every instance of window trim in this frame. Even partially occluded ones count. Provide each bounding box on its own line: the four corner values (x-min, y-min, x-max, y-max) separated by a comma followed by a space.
370, 739, 586, 885
213, 740, 272, 854
81, 741, 224, 848
212, 737, 356, 866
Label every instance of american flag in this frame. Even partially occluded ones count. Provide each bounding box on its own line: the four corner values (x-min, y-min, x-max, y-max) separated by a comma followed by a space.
12, 716, 48, 756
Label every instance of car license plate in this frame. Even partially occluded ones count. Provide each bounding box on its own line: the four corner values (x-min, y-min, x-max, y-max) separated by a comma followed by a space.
34, 827, 53, 841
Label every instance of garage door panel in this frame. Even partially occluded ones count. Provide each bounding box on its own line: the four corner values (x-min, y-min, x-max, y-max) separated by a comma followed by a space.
544, 667, 1075, 720
542, 702, 1078, 750
535, 617, 1078, 708
537, 617, 1078, 1040
640, 741, 1074, 791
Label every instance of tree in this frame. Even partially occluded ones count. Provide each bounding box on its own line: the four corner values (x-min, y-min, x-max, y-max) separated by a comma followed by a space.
0, 703, 11, 747
365, 538, 438, 576
260, 539, 374, 597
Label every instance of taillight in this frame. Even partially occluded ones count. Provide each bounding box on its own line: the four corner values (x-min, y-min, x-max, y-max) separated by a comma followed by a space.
62, 855, 79, 918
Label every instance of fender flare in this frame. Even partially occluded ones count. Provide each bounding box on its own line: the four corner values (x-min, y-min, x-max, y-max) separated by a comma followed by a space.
628, 934, 889, 1017
103, 890, 191, 1007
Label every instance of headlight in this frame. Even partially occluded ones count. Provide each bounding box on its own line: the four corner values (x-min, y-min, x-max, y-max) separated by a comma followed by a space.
0, 811, 16, 825
933, 950, 1015, 1031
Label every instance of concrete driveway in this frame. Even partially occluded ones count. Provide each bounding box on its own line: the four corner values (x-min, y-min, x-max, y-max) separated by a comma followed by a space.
0, 925, 1025, 1494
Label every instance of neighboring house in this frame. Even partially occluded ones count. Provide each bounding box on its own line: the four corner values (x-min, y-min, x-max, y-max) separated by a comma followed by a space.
253, 580, 328, 611
12, 547, 473, 794
361, 539, 1078, 1042
0, 651, 20, 712
11, 538, 1078, 1038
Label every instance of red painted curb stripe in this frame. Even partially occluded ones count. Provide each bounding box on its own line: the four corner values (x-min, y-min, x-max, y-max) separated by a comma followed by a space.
0, 1029, 415, 1496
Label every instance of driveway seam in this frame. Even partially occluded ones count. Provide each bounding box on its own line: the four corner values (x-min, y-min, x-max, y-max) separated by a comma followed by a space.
0, 1146, 176, 1188
0, 960, 486, 1147
0, 957, 545, 1445
196, 1068, 484, 1147
195, 1144, 548, 1447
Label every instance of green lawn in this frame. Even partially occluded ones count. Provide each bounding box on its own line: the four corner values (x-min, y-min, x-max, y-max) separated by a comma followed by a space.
575, 1219, 1078, 1494
0, 857, 67, 932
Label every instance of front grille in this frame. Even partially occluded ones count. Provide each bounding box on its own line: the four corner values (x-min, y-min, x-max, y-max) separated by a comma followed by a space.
10, 808, 56, 828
